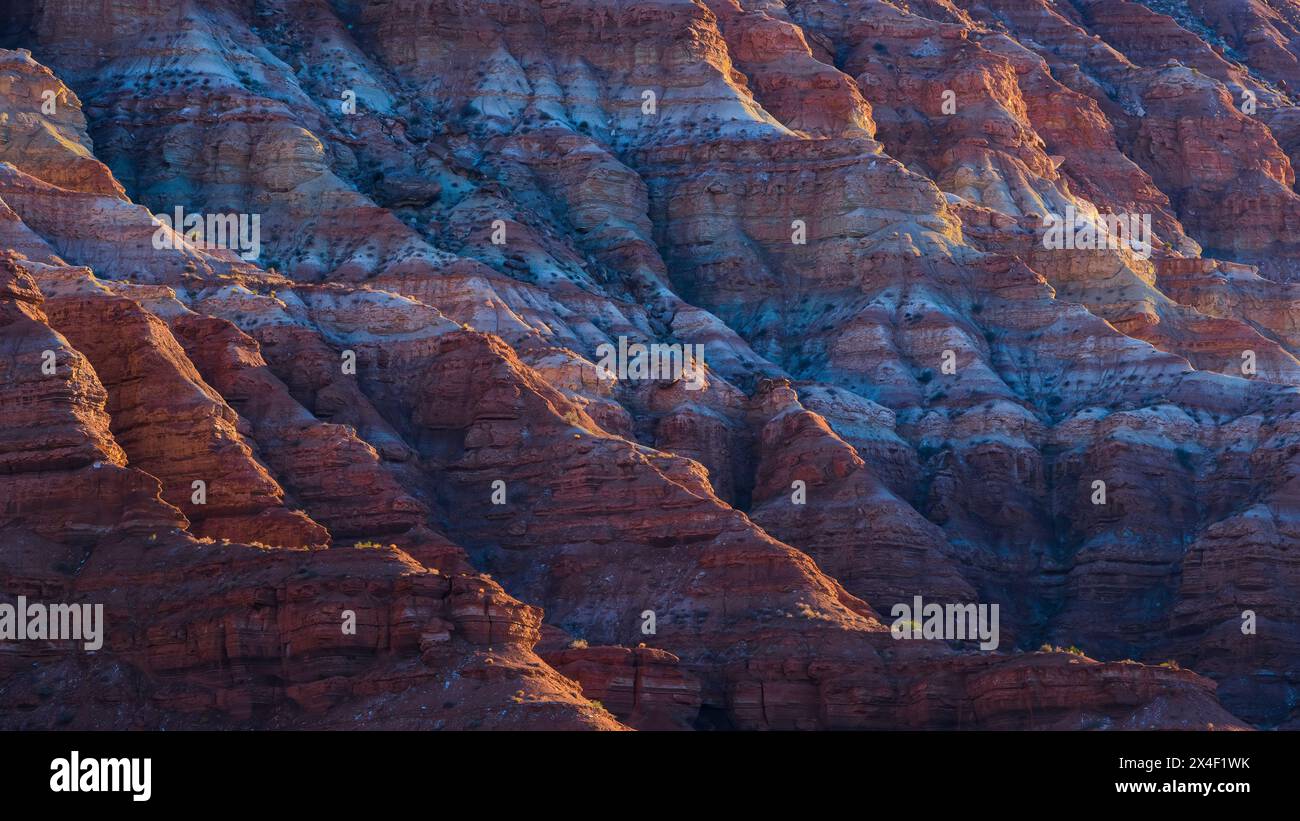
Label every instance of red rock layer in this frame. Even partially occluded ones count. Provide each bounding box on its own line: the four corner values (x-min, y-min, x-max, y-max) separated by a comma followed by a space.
5, 0, 1300, 731
0, 259, 622, 730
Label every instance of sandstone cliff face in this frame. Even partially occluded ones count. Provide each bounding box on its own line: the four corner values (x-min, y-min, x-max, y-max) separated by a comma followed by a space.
2, 0, 1300, 730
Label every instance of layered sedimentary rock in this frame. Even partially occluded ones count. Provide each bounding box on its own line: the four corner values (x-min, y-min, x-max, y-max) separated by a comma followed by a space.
41, 274, 329, 547
4, 0, 1300, 730
0, 253, 618, 729
538, 626, 703, 730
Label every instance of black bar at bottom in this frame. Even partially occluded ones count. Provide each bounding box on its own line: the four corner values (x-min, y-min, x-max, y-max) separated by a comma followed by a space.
0, 730, 1284, 807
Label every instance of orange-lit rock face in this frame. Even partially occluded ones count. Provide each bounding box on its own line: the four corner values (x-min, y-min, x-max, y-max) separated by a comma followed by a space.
2, 0, 1300, 731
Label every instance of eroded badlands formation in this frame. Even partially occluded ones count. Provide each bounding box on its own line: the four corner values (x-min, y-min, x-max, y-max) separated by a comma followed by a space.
2, 0, 1299, 729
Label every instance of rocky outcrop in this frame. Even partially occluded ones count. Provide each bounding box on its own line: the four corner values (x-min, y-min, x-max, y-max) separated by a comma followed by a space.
0, 49, 123, 197
37, 270, 327, 547
538, 627, 703, 730
0, 261, 621, 730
